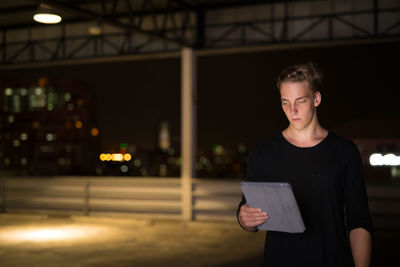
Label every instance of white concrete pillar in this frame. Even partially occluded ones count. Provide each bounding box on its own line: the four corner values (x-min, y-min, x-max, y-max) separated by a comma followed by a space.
181, 48, 197, 221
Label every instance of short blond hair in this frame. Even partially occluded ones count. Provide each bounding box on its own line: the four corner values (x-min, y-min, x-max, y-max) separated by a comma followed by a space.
276, 62, 323, 93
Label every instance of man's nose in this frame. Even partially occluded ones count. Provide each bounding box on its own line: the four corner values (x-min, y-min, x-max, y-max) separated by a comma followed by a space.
290, 103, 298, 115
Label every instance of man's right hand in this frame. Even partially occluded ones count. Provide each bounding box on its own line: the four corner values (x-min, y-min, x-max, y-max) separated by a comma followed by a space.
238, 203, 269, 232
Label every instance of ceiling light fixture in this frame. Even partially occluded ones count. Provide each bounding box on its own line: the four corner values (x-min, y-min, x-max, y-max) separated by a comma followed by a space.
33, 3, 62, 24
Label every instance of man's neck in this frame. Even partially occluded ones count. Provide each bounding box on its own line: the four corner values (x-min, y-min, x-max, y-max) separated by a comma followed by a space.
282, 122, 328, 148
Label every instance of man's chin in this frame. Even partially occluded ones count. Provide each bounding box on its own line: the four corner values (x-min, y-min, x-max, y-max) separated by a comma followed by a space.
290, 124, 306, 131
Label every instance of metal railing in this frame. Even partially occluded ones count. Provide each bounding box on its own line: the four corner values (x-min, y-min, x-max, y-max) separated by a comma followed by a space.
0, 176, 399, 230
0, 176, 242, 222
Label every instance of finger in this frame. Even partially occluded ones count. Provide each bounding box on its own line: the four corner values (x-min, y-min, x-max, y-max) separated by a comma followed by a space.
241, 209, 269, 217
240, 213, 269, 225
244, 217, 269, 227
241, 204, 264, 213
242, 213, 269, 222
242, 211, 268, 219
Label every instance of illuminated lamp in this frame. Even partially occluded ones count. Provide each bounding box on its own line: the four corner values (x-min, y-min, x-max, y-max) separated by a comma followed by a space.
33, 3, 62, 24
88, 23, 102, 36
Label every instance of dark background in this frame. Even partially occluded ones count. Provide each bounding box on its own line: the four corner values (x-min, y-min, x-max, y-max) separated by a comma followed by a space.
1, 40, 398, 151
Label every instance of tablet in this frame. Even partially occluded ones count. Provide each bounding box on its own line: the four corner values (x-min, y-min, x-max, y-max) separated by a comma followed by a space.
240, 182, 305, 233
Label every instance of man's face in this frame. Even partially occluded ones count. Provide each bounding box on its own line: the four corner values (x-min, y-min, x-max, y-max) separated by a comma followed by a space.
280, 81, 321, 131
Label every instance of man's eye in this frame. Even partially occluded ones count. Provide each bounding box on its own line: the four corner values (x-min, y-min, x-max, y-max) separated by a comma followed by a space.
282, 102, 288, 105
299, 100, 306, 104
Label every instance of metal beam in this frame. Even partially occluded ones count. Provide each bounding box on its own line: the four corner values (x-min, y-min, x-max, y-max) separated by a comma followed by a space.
0, 37, 398, 70
198, 0, 304, 10
0, 4, 37, 15
36, 0, 187, 47
195, 10, 205, 49
170, 0, 200, 12
1, 1, 399, 64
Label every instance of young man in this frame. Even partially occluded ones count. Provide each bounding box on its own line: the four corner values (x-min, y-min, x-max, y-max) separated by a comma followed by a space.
237, 63, 372, 267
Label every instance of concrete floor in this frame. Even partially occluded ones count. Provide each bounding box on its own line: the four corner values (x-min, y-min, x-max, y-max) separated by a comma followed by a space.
0, 213, 398, 267
0, 213, 264, 267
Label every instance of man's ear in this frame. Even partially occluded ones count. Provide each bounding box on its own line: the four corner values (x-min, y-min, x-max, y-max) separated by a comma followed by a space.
314, 91, 321, 107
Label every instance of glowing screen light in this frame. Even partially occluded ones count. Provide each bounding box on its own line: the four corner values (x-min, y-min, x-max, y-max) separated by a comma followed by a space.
369, 153, 400, 166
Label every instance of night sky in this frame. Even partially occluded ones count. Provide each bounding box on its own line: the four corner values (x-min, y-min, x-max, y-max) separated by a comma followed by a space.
0, 40, 399, 152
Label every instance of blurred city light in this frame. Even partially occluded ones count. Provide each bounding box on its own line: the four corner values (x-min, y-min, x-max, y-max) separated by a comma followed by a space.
20, 88, 28, 96
123, 153, 132, 161
369, 153, 400, 166
64, 92, 71, 102
32, 121, 40, 128
99, 153, 132, 162
20, 133, 28, 140
13, 139, 20, 147
112, 153, 123, 161
91, 127, 99, 137
212, 144, 224, 155
46, 133, 55, 142
4, 88, 13, 96
8, 115, 14, 123
121, 165, 129, 173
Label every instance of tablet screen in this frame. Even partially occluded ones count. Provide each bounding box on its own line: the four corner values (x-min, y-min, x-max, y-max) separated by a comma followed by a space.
240, 182, 305, 233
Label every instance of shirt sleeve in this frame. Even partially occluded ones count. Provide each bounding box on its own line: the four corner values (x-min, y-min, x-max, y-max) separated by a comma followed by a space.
237, 143, 264, 229
344, 142, 373, 235
237, 194, 249, 230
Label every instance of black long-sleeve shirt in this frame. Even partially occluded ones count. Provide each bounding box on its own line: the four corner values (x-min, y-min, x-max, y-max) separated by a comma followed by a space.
238, 132, 372, 267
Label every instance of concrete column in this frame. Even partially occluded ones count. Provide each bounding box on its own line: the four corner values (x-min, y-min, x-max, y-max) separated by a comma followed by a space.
181, 48, 197, 221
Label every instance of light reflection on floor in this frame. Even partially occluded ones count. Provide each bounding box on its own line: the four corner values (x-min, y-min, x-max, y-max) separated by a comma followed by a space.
0, 214, 265, 267
0, 224, 109, 243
